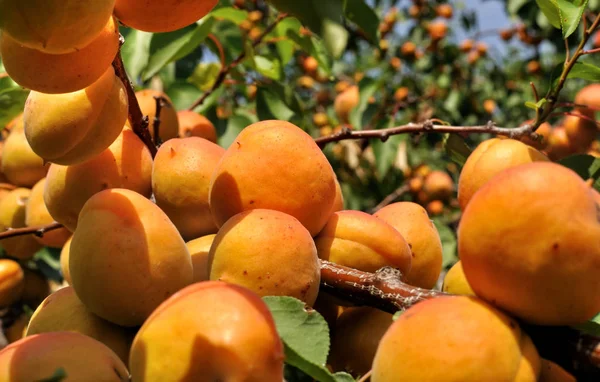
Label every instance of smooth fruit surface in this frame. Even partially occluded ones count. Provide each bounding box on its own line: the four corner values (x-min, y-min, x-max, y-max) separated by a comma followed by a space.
334, 86, 359, 124
60, 236, 73, 285
186, 234, 216, 282
442, 261, 475, 296
0, 188, 42, 259
25, 178, 71, 248
0, 259, 24, 307
135, 90, 179, 142
177, 111, 217, 142
1, 115, 47, 187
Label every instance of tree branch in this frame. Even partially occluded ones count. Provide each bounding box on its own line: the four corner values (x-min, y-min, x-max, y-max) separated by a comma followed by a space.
152, 96, 167, 146
0, 222, 64, 240
370, 184, 410, 213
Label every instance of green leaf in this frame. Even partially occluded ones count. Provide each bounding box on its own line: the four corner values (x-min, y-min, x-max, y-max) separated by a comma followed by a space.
443, 134, 472, 167
33, 247, 63, 282
120, 29, 153, 85
165, 80, 203, 111
286, 28, 332, 75
254, 56, 282, 80
218, 111, 257, 149
348, 77, 381, 128
256, 85, 295, 121
433, 219, 458, 268
210, 7, 248, 24
556, 0, 588, 39
535, 0, 561, 29
443, 90, 462, 120
0, 84, 29, 128
567, 62, 600, 82
559, 154, 600, 191
275, 18, 300, 65
344, 0, 380, 44
37, 367, 67, 382
572, 312, 600, 336
187, 62, 221, 91
370, 118, 405, 179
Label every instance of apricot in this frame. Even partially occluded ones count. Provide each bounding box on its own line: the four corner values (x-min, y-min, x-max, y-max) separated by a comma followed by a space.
0, 16, 120, 94
427, 21, 448, 40
458, 162, 600, 325
331, 178, 345, 213
394, 87, 409, 102
303, 56, 319, 74
26, 286, 134, 363
21, 269, 50, 307
44, 128, 153, 231
423, 170, 454, 202
0, 259, 24, 307
574, 83, 600, 109
0, 188, 42, 259
372, 296, 541, 381
436, 3, 454, 18
460, 39, 474, 52
330, 307, 393, 377
315, 210, 412, 275
313, 112, 329, 127
152, 137, 225, 240
60, 236, 73, 285
136, 90, 179, 142
25, 178, 71, 248
130, 281, 284, 381
457, 138, 549, 210
374, 202, 443, 289
401, 41, 417, 57
209, 120, 337, 236
334, 86, 360, 124
527, 60, 541, 74
209, 209, 320, 305
546, 126, 576, 160
335, 80, 351, 94
390, 57, 402, 71
483, 99, 496, 114
177, 110, 217, 142
426, 200, 444, 215
4, 314, 29, 344
24, 67, 128, 165
0, 332, 129, 381
563, 111, 597, 152
1, 115, 47, 187
442, 260, 475, 295
114, 0, 218, 33
539, 359, 576, 382
186, 234, 216, 282
70, 188, 193, 326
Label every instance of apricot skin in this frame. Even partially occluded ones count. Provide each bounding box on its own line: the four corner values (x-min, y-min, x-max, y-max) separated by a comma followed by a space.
0, 188, 42, 259
152, 137, 225, 240
459, 162, 600, 325
334, 86, 360, 124
209, 120, 337, 236
186, 234, 216, 282
209, 209, 321, 306
60, 236, 73, 285
374, 202, 443, 289
0, 259, 24, 307
563, 111, 597, 152
0, 16, 120, 94
177, 110, 218, 142
136, 90, 180, 142
25, 178, 71, 248
442, 261, 475, 296
130, 281, 284, 381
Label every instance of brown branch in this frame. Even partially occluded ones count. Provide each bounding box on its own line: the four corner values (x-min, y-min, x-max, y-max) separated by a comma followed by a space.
0, 183, 17, 191
187, 13, 288, 111
207, 33, 226, 68
370, 184, 409, 213
0, 222, 63, 241
152, 96, 167, 146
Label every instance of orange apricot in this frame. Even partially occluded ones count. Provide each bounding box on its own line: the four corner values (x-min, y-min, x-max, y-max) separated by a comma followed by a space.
460, 39, 474, 52
483, 99, 496, 114
331, 178, 345, 213
60, 236, 73, 285
313, 112, 330, 127
25, 178, 71, 248
546, 126, 576, 161
0, 188, 42, 259
0, 259, 24, 307
136, 90, 180, 143
427, 21, 448, 40
574, 83, 600, 110
422, 170, 454, 202
436, 4, 454, 18
563, 111, 597, 152
394, 87, 409, 102
177, 110, 217, 142
303, 56, 319, 74
334, 86, 360, 124
186, 234, 216, 282
442, 260, 475, 296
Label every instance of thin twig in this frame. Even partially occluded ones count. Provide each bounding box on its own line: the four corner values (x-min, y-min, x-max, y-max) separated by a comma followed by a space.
370, 184, 409, 213
0, 183, 17, 191
207, 34, 226, 67
581, 47, 600, 55
152, 96, 166, 146
357, 370, 372, 382
530, 82, 539, 103
0, 222, 64, 240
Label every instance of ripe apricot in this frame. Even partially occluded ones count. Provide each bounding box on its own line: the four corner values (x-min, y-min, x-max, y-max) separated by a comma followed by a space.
153, 137, 225, 240
527, 60, 541, 74
297, 75, 315, 89
0, 259, 24, 307
394, 87, 409, 102
0, 16, 120, 94
374, 202, 443, 289
315, 210, 412, 275
334, 86, 360, 124
427, 21, 448, 40
4, 314, 29, 343
21, 269, 50, 307
500, 28, 515, 41
70, 188, 193, 326
563, 111, 597, 152
459, 162, 600, 325
574, 83, 600, 109
24, 67, 128, 165
546, 126, 576, 161
390, 57, 402, 71
442, 260, 475, 296
209, 209, 320, 305
372, 296, 541, 381
130, 281, 284, 381
401, 41, 417, 57
60, 236, 73, 285
303, 56, 319, 74
45, 128, 153, 231
476, 42, 488, 55
186, 234, 216, 282
177, 110, 217, 142
467, 50, 480, 64
460, 39, 474, 52
436, 4, 454, 18
331, 178, 345, 213
0, 188, 42, 259
26, 286, 134, 363
114, 0, 218, 32
0, 332, 129, 381
457, 138, 549, 210
25, 178, 71, 248
1, 115, 47, 187
335, 80, 351, 94
539, 359, 576, 382
136, 90, 179, 143
422, 170, 454, 201
0, 0, 115, 54
313, 112, 329, 127
209, 120, 337, 236
483, 99, 496, 114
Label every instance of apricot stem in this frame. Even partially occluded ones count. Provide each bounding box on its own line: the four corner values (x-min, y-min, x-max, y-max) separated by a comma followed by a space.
152, 96, 168, 147
370, 184, 410, 213
0, 221, 64, 240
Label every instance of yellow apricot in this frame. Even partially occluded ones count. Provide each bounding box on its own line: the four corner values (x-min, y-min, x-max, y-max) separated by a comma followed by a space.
563, 111, 597, 152
152, 137, 225, 240
136, 89, 179, 142
24, 67, 128, 165
0, 188, 42, 259
70, 188, 193, 326
0, 259, 24, 307
4, 314, 29, 344
457, 138, 549, 210
374, 202, 443, 289
0, 332, 129, 381
25, 178, 71, 248
130, 281, 284, 381
315, 210, 412, 274
442, 261, 475, 296
422, 170, 454, 202
372, 296, 540, 381
177, 110, 217, 142
0, 16, 120, 94
209, 209, 321, 305
334, 85, 360, 124
539, 359, 576, 382
186, 234, 216, 282
60, 236, 73, 285
459, 162, 600, 325
26, 286, 134, 363
21, 268, 50, 307
1, 115, 47, 187
44, 128, 153, 231
209, 120, 337, 236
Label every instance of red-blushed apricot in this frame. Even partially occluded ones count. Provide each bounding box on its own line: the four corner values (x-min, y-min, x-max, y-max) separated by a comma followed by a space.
208, 209, 321, 305
459, 162, 600, 325
4, 314, 29, 344
334, 86, 360, 124
457, 138, 549, 210
44, 128, 153, 232
25, 178, 71, 248
129, 281, 284, 381
374, 202, 442, 289
60, 236, 73, 285
26, 286, 134, 363
539, 359, 576, 382
177, 110, 217, 142
152, 137, 225, 240
136, 90, 179, 142
315, 210, 412, 274
0, 0, 115, 54
0, 332, 129, 381
330, 307, 393, 377
209, 120, 337, 236
0, 259, 24, 307
372, 296, 541, 381
24, 66, 128, 165
563, 111, 597, 152
0, 16, 120, 94
442, 261, 475, 296
114, 0, 218, 33
422, 170, 454, 201
70, 188, 193, 326
546, 126, 576, 161
0, 188, 42, 259
21, 269, 50, 307
186, 234, 216, 282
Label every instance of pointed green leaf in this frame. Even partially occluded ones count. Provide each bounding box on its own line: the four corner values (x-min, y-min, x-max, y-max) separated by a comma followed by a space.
211, 7, 248, 24
556, 0, 588, 39
535, 0, 561, 29
443, 134, 472, 167
254, 56, 282, 80
567, 61, 600, 82
344, 0, 380, 44
256, 85, 295, 121
120, 29, 153, 85
559, 154, 600, 191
